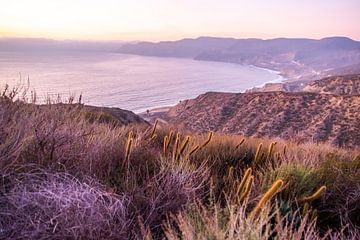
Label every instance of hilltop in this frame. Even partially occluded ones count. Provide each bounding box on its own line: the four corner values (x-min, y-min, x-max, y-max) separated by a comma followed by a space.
119, 36, 360, 81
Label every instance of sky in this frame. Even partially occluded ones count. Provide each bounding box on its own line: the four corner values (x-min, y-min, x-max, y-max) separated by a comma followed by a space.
0, 0, 359, 41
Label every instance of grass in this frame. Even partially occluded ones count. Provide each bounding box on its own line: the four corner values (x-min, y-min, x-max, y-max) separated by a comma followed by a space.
0, 86, 359, 239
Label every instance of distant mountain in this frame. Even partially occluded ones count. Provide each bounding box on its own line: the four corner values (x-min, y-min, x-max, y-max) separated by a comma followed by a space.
156, 74, 360, 148
325, 63, 360, 76
119, 36, 360, 81
0, 38, 125, 52
118, 37, 238, 58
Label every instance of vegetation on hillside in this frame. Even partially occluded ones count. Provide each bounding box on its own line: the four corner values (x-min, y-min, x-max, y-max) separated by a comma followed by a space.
0, 86, 359, 239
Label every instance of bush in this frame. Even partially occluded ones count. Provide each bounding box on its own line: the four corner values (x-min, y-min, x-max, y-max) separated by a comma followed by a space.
0, 169, 128, 240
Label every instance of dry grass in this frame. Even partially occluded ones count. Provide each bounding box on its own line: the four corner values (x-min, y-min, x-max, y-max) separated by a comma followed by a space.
0, 86, 359, 239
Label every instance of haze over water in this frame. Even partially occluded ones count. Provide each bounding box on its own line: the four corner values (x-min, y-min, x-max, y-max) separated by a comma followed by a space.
0, 51, 282, 113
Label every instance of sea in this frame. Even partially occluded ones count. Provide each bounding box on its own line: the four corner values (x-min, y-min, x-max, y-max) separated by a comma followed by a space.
0, 51, 283, 113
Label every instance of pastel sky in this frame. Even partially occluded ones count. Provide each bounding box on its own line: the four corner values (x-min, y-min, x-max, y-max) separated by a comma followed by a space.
0, 0, 359, 41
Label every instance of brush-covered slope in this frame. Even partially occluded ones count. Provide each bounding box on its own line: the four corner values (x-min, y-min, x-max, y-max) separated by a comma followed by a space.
303, 74, 360, 95
0, 100, 146, 127
163, 91, 360, 148
248, 73, 360, 94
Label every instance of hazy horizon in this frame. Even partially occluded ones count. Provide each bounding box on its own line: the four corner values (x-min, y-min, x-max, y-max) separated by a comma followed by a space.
1, 35, 360, 43
1, 0, 359, 41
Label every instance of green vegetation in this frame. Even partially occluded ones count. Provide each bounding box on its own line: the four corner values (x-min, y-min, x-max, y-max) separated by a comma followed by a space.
0, 87, 359, 239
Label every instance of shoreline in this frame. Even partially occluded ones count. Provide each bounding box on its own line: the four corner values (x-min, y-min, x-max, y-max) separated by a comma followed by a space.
138, 64, 289, 120
248, 65, 287, 88
138, 64, 288, 118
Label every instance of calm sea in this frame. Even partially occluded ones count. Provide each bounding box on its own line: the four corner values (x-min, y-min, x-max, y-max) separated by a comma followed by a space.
0, 51, 283, 113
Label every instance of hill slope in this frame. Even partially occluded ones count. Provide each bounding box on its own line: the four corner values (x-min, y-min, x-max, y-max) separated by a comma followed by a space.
161, 91, 360, 148
303, 74, 360, 95
247, 74, 360, 94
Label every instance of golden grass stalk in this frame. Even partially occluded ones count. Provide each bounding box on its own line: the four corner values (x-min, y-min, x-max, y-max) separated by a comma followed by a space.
236, 168, 252, 197
199, 131, 213, 150
166, 131, 174, 150
283, 145, 287, 156
177, 136, 190, 159
163, 136, 169, 155
188, 145, 199, 157
311, 209, 318, 223
253, 143, 263, 165
274, 152, 281, 162
298, 186, 327, 204
124, 131, 133, 166
302, 202, 310, 217
235, 138, 245, 148
239, 175, 254, 203
172, 133, 180, 160
227, 166, 235, 180
250, 179, 284, 219
266, 142, 277, 161
150, 119, 158, 139
148, 134, 157, 143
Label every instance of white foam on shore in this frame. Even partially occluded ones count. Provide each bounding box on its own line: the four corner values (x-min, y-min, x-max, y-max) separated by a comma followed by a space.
137, 65, 286, 114
248, 65, 286, 88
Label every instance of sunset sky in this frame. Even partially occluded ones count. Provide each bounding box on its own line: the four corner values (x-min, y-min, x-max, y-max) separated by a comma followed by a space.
0, 0, 359, 41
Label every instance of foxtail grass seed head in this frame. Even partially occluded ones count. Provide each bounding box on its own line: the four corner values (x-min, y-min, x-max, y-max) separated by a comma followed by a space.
239, 175, 254, 203
266, 142, 276, 161
250, 179, 284, 219
166, 131, 174, 150
236, 138, 245, 148
253, 143, 263, 165
199, 131, 213, 150
178, 136, 190, 159
163, 136, 169, 155
236, 168, 252, 196
188, 145, 199, 156
150, 120, 158, 138
298, 186, 327, 204
172, 133, 180, 160
124, 134, 133, 164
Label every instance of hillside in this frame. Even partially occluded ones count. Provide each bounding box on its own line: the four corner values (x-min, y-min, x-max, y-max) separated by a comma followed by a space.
247, 74, 360, 94
119, 36, 360, 81
303, 74, 360, 95
159, 91, 360, 148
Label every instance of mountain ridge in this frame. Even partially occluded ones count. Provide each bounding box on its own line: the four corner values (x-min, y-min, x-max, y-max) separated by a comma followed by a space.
119, 36, 360, 81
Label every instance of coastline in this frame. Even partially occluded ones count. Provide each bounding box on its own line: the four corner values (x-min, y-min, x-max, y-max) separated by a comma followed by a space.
139, 64, 287, 122
248, 65, 287, 88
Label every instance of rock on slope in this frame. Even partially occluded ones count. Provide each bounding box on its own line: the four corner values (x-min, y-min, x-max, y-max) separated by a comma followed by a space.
163, 91, 360, 148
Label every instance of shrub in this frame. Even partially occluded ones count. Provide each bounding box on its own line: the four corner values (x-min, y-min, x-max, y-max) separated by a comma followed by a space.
0, 169, 128, 240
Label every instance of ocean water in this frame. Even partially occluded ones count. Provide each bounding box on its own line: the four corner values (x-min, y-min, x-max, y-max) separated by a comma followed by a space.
0, 51, 283, 113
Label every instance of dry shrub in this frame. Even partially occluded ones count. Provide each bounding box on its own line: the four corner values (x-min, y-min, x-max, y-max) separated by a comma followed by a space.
163, 201, 321, 240
0, 168, 128, 240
